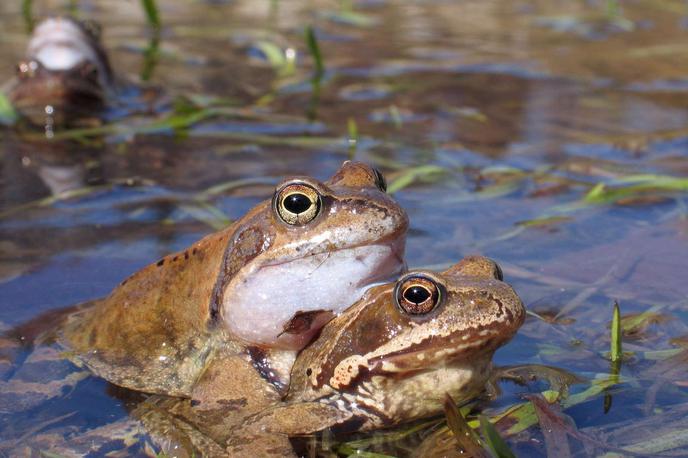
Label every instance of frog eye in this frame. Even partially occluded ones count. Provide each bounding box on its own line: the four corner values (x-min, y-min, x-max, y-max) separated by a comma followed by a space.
16, 60, 39, 79
394, 274, 442, 315
372, 168, 387, 192
274, 183, 321, 226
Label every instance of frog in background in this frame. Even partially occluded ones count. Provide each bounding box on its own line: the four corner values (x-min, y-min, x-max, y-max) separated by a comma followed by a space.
5, 17, 114, 127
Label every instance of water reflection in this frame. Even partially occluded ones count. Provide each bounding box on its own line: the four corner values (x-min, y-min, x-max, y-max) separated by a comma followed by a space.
1, 134, 103, 206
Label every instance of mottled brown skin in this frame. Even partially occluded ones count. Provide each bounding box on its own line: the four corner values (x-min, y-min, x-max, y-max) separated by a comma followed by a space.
225, 256, 525, 457
4, 256, 524, 457
58, 161, 407, 399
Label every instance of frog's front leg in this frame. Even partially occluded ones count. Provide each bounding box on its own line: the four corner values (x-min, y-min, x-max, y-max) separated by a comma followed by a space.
174, 346, 287, 444
132, 396, 228, 457
225, 401, 353, 457
130, 347, 289, 456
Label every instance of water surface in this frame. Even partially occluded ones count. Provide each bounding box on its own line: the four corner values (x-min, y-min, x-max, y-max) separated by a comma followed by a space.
2, 0, 688, 456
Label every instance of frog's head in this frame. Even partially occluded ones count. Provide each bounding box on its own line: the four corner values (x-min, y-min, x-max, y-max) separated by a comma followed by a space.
290, 256, 525, 428
223, 161, 408, 350
9, 17, 111, 126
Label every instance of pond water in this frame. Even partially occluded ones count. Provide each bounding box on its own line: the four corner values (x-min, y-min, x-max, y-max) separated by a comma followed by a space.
1, 0, 688, 456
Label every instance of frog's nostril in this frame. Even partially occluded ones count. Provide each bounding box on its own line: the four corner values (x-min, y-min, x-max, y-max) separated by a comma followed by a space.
494, 263, 504, 281
372, 168, 387, 192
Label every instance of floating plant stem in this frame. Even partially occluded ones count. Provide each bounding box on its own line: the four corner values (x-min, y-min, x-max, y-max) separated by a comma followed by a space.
305, 25, 324, 119
604, 301, 622, 413
141, 0, 160, 30
305, 25, 324, 78
140, 32, 160, 81
22, 0, 34, 32
386, 165, 446, 194
610, 301, 622, 363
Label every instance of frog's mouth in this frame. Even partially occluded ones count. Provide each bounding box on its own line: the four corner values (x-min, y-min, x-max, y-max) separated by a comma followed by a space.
11, 71, 105, 126
224, 237, 406, 350
368, 328, 515, 377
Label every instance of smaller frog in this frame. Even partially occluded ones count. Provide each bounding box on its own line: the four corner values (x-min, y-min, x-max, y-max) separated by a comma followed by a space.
6, 17, 113, 126
224, 256, 525, 456
138, 256, 524, 457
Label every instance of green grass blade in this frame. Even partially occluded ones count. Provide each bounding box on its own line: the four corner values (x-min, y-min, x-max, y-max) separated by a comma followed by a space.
479, 416, 515, 458
0, 92, 18, 125
305, 25, 324, 77
610, 301, 622, 363
141, 0, 160, 30
140, 33, 160, 81
22, 0, 34, 32
255, 41, 287, 68
386, 165, 446, 193
584, 176, 688, 205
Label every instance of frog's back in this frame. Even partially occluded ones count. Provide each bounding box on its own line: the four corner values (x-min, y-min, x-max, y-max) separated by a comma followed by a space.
60, 227, 233, 396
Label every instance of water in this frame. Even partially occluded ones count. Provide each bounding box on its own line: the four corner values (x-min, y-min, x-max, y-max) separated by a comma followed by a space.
2, 0, 688, 456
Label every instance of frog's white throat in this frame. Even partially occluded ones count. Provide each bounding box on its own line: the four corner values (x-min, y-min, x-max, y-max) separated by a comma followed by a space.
27, 17, 108, 87
223, 241, 405, 350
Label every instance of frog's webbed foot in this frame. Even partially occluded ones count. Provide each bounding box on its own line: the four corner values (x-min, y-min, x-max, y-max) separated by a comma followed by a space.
226, 401, 353, 457
132, 396, 228, 457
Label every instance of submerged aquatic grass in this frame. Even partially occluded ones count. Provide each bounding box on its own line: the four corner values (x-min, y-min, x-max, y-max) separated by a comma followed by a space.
444, 396, 489, 457
480, 416, 515, 458
609, 302, 622, 363
584, 174, 688, 204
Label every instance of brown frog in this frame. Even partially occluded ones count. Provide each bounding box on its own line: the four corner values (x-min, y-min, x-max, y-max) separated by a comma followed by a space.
0, 162, 406, 412
221, 255, 525, 456
5, 256, 524, 457
59, 161, 406, 394
5, 16, 113, 126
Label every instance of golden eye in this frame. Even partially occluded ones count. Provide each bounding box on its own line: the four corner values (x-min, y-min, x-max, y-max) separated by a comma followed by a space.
274, 183, 321, 226
394, 274, 442, 315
